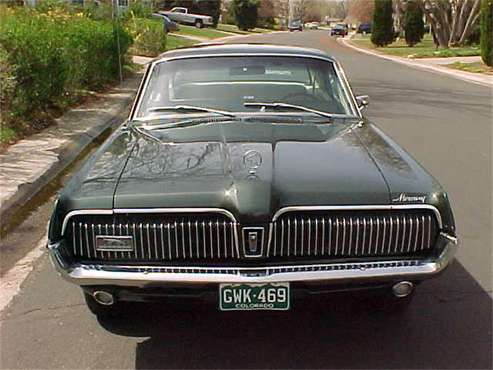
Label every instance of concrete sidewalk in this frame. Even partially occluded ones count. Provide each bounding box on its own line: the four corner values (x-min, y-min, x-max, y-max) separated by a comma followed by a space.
339, 37, 493, 87
0, 73, 141, 224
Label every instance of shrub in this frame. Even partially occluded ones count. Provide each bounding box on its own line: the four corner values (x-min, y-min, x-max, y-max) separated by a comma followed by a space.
232, 0, 259, 31
480, 0, 493, 66
0, 45, 15, 125
404, 0, 424, 47
371, 0, 394, 47
222, 6, 236, 25
125, 17, 166, 57
127, 0, 152, 18
195, 0, 221, 27
0, 6, 132, 130
83, 1, 114, 21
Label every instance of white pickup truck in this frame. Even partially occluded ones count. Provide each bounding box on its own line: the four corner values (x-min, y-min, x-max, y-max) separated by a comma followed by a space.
159, 7, 213, 28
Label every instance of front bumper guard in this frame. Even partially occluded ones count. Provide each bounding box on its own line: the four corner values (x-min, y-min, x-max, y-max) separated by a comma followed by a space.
48, 235, 458, 288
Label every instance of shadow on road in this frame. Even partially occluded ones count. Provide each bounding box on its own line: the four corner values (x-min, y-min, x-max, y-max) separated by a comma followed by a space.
99, 262, 492, 369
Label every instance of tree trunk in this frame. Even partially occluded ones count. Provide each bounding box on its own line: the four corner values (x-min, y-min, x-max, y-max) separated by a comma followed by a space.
421, 0, 481, 47
458, 0, 481, 44
448, 0, 461, 45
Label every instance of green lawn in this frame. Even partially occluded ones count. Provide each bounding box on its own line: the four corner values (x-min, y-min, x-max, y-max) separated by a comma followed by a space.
446, 61, 493, 75
166, 34, 198, 50
174, 25, 232, 39
351, 34, 480, 59
216, 24, 250, 34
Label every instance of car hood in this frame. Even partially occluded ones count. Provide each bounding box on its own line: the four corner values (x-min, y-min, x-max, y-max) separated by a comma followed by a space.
112, 120, 392, 223
52, 118, 455, 240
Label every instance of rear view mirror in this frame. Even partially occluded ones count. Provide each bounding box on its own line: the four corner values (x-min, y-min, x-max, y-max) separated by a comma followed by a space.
356, 95, 369, 110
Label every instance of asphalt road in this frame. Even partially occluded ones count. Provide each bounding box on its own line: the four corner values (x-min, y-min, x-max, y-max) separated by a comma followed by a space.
1, 31, 491, 369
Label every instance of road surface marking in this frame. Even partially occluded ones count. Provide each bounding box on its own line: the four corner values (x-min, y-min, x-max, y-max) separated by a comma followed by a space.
0, 237, 46, 313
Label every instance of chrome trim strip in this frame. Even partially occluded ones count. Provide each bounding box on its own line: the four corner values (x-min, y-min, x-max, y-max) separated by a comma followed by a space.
271, 204, 443, 229
61, 208, 238, 236
440, 232, 458, 244
48, 243, 457, 286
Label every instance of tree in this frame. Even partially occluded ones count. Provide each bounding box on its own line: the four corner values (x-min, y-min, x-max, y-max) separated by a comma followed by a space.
292, 0, 309, 21
346, 0, 374, 24
393, 0, 406, 37
371, 0, 394, 46
421, 0, 482, 48
258, 0, 276, 28
405, 0, 425, 46
232, 0, 259, 30
480, 0, 492, 65
321, 0, 348, 20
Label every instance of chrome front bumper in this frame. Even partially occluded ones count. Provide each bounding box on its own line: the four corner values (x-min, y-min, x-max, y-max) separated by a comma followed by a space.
47, 238, 458, 288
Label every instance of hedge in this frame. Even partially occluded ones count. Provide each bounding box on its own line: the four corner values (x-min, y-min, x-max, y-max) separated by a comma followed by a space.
480, 0, 492, 66
0, 6, 132, 132
125, 16, 167, 57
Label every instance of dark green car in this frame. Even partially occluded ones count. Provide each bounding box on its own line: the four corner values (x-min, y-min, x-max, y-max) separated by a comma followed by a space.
47, 44, 458, 317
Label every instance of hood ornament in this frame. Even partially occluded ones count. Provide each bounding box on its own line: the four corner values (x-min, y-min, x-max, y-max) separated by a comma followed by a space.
243, 150, 262, 174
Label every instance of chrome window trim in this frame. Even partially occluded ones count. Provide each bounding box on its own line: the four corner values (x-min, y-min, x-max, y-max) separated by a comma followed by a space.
129, 52, 361, 120
334, 61, 363, 118
271, 204, 443, 229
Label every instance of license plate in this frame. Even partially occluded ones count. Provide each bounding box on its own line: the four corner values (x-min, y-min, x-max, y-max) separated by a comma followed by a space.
219, 283, 290, 311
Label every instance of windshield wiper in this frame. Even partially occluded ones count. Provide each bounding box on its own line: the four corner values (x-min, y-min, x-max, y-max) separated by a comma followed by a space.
136, 116, 234, 131
147, 105, 236, 118
244, 102, 339, 120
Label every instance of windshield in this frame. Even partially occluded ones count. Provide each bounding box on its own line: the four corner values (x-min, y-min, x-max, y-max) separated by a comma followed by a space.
135, 56, 356, 120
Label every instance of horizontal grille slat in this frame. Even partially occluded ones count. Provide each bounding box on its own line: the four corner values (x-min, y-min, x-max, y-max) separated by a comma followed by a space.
270, 210, 439, 259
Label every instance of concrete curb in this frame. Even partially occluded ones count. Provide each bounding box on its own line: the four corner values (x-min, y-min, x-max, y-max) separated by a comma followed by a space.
0, 74, 141, 227
204, 30, 286, 43
338, 37, 493, 88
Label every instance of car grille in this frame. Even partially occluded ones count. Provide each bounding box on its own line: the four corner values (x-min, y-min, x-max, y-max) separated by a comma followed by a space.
269, 209, 439, 258
66, 213, 239, 262
64, 209, 440, 264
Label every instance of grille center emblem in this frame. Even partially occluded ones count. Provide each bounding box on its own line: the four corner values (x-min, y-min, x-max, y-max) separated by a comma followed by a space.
242, 227, 264, 257
248, 232, 258, 253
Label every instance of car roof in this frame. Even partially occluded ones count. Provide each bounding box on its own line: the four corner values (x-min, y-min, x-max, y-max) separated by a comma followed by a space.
154, 43, 337, 63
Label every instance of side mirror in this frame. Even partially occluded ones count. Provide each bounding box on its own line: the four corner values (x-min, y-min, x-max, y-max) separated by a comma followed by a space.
356, 95, 369, 110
